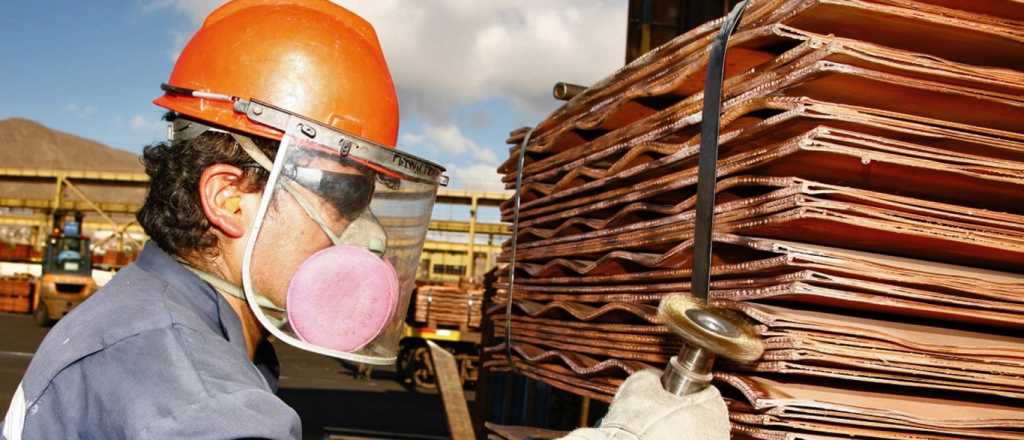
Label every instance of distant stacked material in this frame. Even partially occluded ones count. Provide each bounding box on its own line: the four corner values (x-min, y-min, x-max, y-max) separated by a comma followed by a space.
487, 0, 1024, 438
0, 243, 32, 262
412, 283, 484, 329
0, 275, 33, 313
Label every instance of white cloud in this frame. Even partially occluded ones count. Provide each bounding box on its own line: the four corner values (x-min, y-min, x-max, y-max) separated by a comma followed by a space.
343, 1, 627, 121
448, 163, 507, 193
140, 1, 219, 60
142, 0, 222, 24
409, 123, 498, 164
399, 132, 424, 146
401, 123, 507, 190
169, 30, 188, 62
129, 114, 167, 138
63, 103, 97, 119
145, 0, 628, 123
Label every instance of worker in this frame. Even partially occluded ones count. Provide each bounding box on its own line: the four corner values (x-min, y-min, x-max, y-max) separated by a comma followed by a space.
1, 1, 728, 439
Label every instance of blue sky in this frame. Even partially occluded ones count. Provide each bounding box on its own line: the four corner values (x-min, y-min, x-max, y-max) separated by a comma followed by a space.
0, 2, 181, 151
1, 1, 627, 222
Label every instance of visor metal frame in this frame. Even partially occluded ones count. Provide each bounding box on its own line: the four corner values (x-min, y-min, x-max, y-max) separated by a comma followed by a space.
160, 83, 449, 187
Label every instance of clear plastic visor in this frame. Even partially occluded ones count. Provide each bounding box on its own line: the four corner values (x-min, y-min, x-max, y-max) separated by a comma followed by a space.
241, 116, 441, 365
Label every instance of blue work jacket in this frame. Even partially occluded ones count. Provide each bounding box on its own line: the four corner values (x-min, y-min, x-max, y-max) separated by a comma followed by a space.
1, 243, 301, 439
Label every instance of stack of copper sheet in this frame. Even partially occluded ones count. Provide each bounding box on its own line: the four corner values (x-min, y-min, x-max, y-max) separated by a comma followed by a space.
91, 250, 138, 268
0, 242, 32, 262
412, 283, 484, 329
0, 275, 33, 314
487, 0, 1024, 438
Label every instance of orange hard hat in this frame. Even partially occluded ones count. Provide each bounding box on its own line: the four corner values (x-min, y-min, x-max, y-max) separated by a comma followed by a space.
154, 0, 399, 146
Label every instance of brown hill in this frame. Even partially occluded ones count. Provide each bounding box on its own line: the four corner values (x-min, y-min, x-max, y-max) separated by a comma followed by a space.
0, 118, 142, 171
0, 118, 146, 205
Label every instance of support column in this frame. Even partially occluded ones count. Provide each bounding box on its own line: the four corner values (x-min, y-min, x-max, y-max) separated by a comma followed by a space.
486, 234, 495, 274
467, 195, 478, 281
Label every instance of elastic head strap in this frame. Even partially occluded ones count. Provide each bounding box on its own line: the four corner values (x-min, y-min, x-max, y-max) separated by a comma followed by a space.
229, 133, 343, 246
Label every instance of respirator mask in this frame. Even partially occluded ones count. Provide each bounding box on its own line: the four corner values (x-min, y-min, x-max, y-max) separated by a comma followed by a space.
168, 89, 447, 365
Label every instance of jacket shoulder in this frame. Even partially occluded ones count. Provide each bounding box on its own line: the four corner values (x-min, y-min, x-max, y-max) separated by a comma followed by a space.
21, 265, 176, 399
22, 324, 286, 438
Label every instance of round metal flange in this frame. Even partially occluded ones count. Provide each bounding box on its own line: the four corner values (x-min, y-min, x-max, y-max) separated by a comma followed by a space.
658, 294, 764, 363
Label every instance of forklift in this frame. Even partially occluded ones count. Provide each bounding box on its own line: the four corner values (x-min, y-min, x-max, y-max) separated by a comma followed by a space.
32, 211, 97, 326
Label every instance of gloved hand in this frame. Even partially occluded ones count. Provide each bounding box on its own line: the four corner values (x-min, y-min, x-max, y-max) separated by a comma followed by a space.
559, 369, 729, 440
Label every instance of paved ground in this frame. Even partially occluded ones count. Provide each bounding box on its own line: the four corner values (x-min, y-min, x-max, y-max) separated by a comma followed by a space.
0, 312, 47, 412
0, 312, 462, 439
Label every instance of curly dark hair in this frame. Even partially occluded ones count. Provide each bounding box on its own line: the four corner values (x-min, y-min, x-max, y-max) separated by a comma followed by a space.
136, 122, 278, 258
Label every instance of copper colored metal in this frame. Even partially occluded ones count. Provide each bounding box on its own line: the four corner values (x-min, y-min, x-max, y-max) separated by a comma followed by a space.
717, 373, 1024, 437
504, 132, 1024, 233
412, 284, 483, 328
501, 26, 1024, 192
489, 299, 1024, 399
501, 1, 1024, 178
552, 82, 587, 101
489, 0, 1024, 436
498, 180, 1024, 276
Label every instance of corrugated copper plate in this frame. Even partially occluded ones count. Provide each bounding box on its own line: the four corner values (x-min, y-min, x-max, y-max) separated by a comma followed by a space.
716, 373, 1024, 429
489, 0, 1024, 433
503, 29, 1024, 195
506, 2, 1024, 175
499, 181, 1024, 273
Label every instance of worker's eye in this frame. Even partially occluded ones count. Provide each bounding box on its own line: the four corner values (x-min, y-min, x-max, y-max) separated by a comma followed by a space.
283, 166, 375, 218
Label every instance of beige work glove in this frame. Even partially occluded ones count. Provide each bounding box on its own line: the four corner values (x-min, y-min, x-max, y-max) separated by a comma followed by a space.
559, 369, 729, 440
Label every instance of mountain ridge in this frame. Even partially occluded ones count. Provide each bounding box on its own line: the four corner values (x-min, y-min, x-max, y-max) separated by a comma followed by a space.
0, 118, 147, 205
0, 118, 143, 172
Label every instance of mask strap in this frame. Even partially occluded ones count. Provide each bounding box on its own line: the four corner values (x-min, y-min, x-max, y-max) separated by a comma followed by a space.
337, 211, 387, 255
231, 132, 274, 169
230, 133, 343, 246
175, 260, 288, 328
282, 184, 343, 245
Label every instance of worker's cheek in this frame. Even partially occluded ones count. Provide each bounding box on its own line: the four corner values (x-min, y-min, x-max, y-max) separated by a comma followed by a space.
251, 195, 334, 309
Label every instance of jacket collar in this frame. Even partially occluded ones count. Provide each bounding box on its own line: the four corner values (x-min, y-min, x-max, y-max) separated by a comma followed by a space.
133, 243, 278, 389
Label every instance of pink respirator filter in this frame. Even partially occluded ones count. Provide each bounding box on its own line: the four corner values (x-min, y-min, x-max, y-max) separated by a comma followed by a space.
286, 245, 400, 352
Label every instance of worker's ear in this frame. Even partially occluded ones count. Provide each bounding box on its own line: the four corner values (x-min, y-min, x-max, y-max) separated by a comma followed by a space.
198, 164, 250, 239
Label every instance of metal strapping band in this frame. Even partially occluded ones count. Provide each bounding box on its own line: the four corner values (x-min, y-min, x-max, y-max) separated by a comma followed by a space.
505, 127, 535, 375
692, 0, 750, 302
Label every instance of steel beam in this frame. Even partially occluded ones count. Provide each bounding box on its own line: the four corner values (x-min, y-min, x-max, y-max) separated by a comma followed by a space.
0, 215, 144, 233
0, 198, 142, 214
0, 168, 509, 206
429, 220, 509, 235
435, 188, 509, 206
423, 240, 501, 254
0, 168, 148, 185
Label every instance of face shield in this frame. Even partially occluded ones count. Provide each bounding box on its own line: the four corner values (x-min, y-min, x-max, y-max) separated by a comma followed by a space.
164, 85, 447, 365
